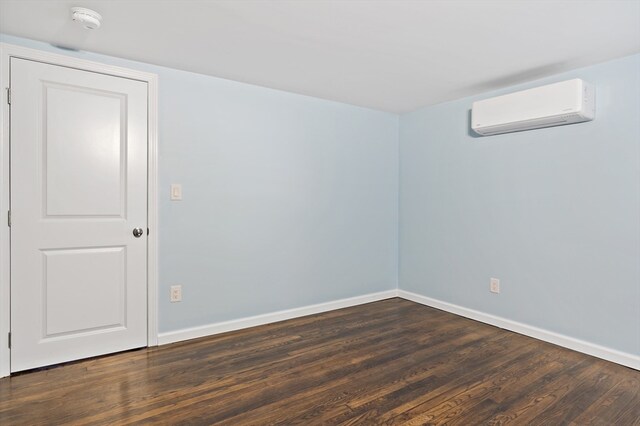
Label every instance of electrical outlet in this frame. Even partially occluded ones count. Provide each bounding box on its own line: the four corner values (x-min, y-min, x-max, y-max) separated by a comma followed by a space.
490, 278, 500, 294
170, 285, 182, 302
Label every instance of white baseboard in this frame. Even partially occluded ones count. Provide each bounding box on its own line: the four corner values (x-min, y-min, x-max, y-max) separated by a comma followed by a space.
158, 289, 399, 345
398, 289, 640, 370
157, 287, 638, 371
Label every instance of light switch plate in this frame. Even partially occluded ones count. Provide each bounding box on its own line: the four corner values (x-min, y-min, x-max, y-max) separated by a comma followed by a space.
170, 184, 182, 201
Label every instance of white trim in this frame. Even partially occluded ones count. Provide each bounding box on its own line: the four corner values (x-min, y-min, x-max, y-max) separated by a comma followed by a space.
0, 45, 10, 378
0, 42, 159, 377
146, 69, 159, 347
158, 290, 399, 345
398, 289, 640, 370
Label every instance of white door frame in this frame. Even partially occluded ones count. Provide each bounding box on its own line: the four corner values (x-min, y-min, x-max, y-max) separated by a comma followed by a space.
0, 43, 159, 378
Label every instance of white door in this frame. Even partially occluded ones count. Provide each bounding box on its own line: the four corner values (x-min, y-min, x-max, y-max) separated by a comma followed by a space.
10, 58, 148, 372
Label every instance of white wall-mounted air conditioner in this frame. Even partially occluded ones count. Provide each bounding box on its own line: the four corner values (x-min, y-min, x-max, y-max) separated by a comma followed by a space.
471, 79, 595, 136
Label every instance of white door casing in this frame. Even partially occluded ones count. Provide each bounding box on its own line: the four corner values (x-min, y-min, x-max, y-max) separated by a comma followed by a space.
10, 57, 148, 372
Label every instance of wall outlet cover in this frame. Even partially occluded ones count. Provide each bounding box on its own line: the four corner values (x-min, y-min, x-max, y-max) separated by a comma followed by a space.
170, 285, 182, 302
490, 278, 500, 294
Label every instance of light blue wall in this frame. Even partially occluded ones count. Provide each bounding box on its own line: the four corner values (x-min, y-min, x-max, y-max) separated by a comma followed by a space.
399, 54, 640, 355
1, 34, 399, 333
158, 69, 398, 331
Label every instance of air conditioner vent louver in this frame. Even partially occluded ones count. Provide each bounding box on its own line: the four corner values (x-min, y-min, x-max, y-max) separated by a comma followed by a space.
472, 79, 595, 136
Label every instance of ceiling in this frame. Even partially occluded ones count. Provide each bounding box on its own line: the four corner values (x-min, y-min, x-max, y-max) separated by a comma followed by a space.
1, 0, 639, 113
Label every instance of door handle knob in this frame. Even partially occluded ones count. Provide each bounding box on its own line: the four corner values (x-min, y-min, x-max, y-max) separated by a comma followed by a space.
132, 227, 144, 238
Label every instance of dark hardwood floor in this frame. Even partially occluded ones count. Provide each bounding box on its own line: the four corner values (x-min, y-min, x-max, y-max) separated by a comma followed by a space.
1, 298, 638, 425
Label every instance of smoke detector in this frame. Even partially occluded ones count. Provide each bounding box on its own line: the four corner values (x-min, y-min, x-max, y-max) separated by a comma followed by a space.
71, 7, 102, 30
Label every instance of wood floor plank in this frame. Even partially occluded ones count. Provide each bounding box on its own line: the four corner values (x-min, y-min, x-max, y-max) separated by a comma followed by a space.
219, 325, 503, 424
0, 297, 638, 425
351, 343, 542, 425
570, 375, 640, 426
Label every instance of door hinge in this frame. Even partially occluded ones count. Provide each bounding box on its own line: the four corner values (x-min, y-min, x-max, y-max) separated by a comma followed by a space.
7, 332, 10, 349
7, 210, 10, 227
147, 227, 149, 235
6, 88, 10, 105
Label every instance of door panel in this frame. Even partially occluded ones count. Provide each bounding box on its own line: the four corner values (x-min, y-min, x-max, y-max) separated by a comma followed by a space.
10, 58, 148, 372
42, 246, 126, 337
44, 83, 126, 217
